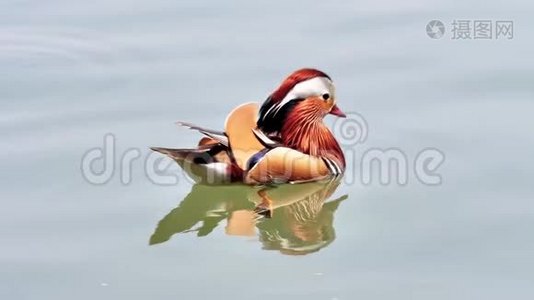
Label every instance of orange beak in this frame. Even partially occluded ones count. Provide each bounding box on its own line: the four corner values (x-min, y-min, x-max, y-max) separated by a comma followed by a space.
329, 104, 346, 118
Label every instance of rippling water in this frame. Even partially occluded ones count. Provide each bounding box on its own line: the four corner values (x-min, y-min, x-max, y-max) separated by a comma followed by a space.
1, 0, 534, 299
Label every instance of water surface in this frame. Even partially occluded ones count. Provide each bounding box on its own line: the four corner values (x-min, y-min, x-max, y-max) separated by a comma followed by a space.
1, 0, 534, 299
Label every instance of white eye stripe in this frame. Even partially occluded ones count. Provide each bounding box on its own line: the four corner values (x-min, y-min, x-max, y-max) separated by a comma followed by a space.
260, 76, 335, 121
270, 77, 334, 116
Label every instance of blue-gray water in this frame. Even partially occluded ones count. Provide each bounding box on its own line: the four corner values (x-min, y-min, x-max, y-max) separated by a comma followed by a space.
1, 0, 534, 299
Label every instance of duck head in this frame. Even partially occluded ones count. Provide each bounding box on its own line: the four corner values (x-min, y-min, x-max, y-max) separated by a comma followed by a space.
257, 68, 345, 134
256, 68, 346, 168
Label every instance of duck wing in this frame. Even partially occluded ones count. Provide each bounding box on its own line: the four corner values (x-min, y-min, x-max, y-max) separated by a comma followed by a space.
224, 102, 265, 170
150, 144, 242, 184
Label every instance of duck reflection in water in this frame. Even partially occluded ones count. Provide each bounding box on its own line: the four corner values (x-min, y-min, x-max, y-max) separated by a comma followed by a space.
150, 179, 347, 255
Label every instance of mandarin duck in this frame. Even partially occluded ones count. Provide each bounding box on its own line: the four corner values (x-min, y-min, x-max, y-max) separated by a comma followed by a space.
151, 68, 346, 185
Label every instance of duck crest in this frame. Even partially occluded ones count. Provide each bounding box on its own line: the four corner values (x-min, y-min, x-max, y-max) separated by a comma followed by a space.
281, 102, 345, 171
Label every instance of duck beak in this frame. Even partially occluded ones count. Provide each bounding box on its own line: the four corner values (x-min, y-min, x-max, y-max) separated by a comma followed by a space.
329, 105, 346, 118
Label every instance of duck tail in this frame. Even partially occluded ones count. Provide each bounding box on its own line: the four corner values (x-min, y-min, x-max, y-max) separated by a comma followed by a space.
176, 121, 228, 146
150, 147, 207, 160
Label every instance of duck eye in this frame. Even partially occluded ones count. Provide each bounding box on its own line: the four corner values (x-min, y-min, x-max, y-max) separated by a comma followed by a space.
322, 93, 330, 100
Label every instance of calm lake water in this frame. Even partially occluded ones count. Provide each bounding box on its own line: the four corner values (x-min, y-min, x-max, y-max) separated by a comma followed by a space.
1, 0, 534, 299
